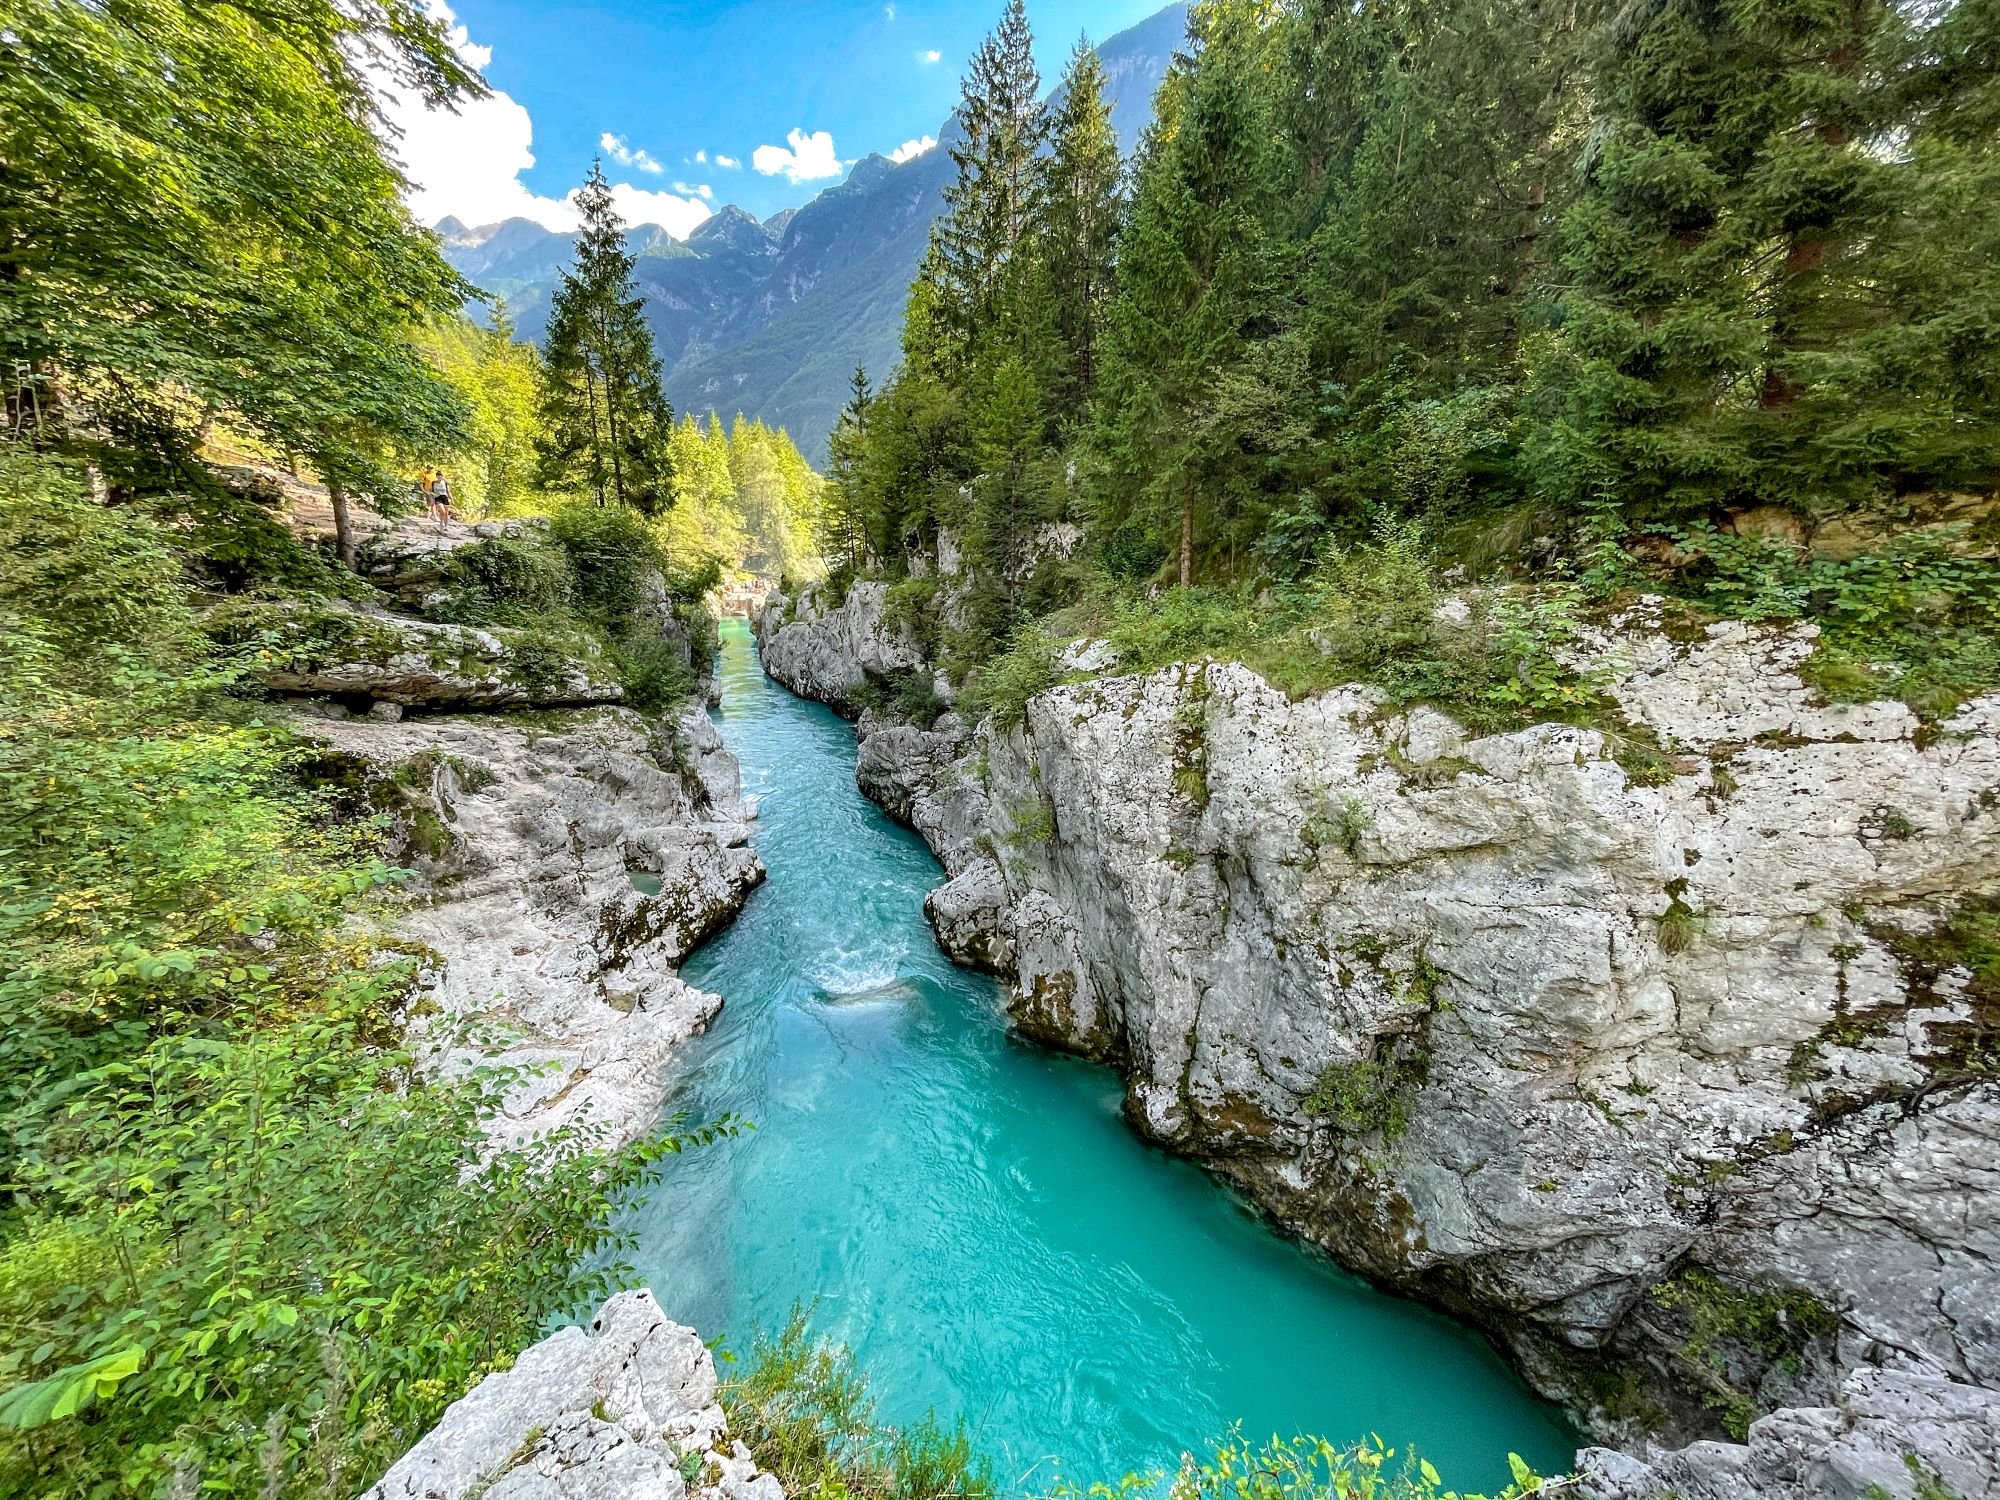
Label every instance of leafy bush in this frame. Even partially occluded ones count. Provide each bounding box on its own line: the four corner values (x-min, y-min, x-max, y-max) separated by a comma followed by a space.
0, 457, 726, 1495
548, 504, 666, 633
1664, 524, 2000, 718
1157, 1430, 1554, 1500
882, 572, 942, 652
958, 625, 1060, 730
431, 535, 576, 626
613, 634, 698, 715
721, 1310, 992, 1500
0, 453, 196, 672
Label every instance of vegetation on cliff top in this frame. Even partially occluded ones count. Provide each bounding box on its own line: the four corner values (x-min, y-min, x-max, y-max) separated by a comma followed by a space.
819, 0, 2000, 722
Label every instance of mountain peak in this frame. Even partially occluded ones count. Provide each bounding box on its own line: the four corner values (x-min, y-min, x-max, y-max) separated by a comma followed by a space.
689, 204, 776, 257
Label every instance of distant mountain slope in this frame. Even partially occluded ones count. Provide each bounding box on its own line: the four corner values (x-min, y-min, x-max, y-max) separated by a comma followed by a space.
440, 3, 1187, 459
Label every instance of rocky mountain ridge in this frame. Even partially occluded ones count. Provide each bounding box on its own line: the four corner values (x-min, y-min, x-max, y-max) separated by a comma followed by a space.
750, 565, 2000, 1499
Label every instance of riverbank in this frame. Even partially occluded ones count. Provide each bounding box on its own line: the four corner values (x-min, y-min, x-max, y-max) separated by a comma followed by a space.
751, 571, 2000, 1499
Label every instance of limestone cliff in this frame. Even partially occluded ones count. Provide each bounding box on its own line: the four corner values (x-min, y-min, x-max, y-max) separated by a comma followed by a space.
753, 584, 2000, 1496
366, 1291, 784, 1500
302, 703, 759, 1153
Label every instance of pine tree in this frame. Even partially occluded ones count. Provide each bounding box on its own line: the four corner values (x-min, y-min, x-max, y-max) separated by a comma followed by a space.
919, 0, 1048, 370
537, 163, 675, 511
1040, 38, 1125, 404
1527, 0, 2000, 520
820, 367, 873, 575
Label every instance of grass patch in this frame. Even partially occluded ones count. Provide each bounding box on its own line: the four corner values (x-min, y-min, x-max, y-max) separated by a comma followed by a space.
720, 1310, 992, 1500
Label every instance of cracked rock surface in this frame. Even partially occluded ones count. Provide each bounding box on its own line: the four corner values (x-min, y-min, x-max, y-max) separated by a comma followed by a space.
301, 703, 760, 1153
755, 587, 2000, 1486
365, 1290, 783, 1500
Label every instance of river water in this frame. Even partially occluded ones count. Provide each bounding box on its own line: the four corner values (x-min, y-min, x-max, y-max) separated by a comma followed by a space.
624, 619, 1574, 1493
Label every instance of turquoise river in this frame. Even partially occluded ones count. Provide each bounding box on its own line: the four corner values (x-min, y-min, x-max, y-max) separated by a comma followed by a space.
627, 619, 1576, 1493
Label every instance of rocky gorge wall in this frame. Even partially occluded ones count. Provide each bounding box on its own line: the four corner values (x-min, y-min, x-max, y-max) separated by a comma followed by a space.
248, 502, 786, 1498
753, 580, 2000, 1498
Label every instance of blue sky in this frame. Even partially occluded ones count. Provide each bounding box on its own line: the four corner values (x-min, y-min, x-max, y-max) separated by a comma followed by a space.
387, 0, 1174, 235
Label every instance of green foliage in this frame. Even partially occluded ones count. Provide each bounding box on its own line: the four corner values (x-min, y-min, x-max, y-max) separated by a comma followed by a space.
537, 164, 676, 512
612, 636, 699, 716
1529, 0, 2000, 522
1650, 1267, 1841, 1439
957, 626, 1060, 731
414, 310, 547, 517
1, 0, 478, 497
431, 537, 579, 627
1301, 1031, 1428, 1139
1059, 526, 1609, 738
0, 456, 731, 1494
1662, 526, 2000, 718
720, 1310, 993, 1500
548, 503, 668, 634
1153, 1429, 1553, 1500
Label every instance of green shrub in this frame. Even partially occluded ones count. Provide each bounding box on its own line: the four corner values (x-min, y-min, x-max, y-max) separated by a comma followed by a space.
1301, 1051, 1425, 1138
882, 572, 941, 651
1132, 1429, 1553, 1500
0, 458, 731, 1495
1666, 525, 2000, 718
0, 454, 196, 673
431, 536, 575, 626
720, 1310, 992, 1500
612, 634, 698, 715
959, 626, 1060, 731
548, 504, 665, 634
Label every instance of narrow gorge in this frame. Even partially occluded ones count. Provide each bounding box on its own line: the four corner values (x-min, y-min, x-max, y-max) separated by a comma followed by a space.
748, 561, 2000, 1499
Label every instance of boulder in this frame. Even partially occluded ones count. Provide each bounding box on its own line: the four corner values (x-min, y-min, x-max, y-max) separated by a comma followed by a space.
1576, 1368, 2000, 1500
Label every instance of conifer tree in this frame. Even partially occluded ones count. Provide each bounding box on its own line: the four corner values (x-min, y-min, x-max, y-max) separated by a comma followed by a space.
1089, 0, 1290, 587
1528, 0, 2000, 519
1040, 39, 1125, 404
820, 367, 874, 574
537, 163, 675, 511
919, 0, 1047, 369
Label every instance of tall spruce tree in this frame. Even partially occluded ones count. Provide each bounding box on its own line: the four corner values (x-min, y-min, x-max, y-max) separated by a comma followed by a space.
1528, 0, 2000, 519
918, 0, 1047, 371
537, 163, 675, 511
1089, 0, 1291, 587
1040, 39, 1125, 404
820, 366, 873, 574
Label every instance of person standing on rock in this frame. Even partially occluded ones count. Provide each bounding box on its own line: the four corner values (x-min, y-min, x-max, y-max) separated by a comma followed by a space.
430, 470, 454, 527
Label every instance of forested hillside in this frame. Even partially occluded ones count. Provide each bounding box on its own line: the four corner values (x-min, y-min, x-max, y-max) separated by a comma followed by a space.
827, 0, 2000, 723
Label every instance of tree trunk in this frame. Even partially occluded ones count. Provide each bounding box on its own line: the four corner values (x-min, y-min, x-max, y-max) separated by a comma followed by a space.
330, 483, 357, 572
1179, 486, 1194, 589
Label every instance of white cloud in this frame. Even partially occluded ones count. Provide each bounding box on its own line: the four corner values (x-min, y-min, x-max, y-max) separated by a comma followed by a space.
714, 153, 741, 169
888, 135, 937, 164
674, 180, 715, 201
884, 3, 896, 18
600, 132, 664, 174
373, 1, 711, 239
921, 48, 942, 64
752, 128, 842, 184
693, 148, 708, 164
604, 183, 713, 237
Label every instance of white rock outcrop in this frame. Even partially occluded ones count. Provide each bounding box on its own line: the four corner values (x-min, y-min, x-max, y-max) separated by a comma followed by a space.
1576, 1368, 2000, 1499
754, 582, 925, 715
754, 589, 2000, 1478
366, 1291, 784, 1500
234, 599, 626, 708
302, 704, 760, 1151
